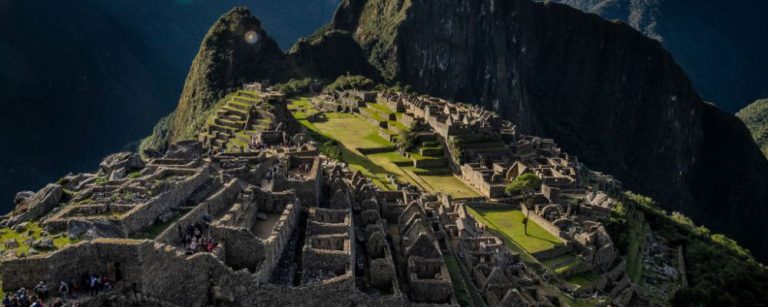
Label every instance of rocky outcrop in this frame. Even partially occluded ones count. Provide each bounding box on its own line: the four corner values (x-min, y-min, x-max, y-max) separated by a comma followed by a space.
99, 152, 144, 174
163, 140, 204, 160
8, 184, 63, 226
67, 219, 125, 240
329, 0, 768, 261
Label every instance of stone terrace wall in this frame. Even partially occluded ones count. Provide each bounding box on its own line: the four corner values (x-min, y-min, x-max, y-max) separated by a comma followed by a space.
286, 172, 321, 207
121, 167, 210, 234
4, 237, 404, 307
155, 178, 242, 245
210, 225, 265, 272
1, 239, 148, 292
254, 203, 300, 283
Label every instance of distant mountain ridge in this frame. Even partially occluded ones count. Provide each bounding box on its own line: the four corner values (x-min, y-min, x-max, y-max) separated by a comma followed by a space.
540, 0, 768, 112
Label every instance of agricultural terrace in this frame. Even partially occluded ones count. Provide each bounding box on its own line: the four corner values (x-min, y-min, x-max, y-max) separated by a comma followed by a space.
288, 97, 479, 198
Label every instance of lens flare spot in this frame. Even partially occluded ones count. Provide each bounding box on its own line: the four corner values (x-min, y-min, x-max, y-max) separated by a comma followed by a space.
244, 31, 260, 44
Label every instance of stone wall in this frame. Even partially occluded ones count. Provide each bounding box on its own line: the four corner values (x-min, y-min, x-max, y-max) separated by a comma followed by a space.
1, 239, 148, 292
210, 225, 265, 272
521, 205, 566, 243
121, 167, 209, 234
156, 178, 242, 245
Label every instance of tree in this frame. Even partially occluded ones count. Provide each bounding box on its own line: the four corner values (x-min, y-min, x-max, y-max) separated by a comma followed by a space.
396, 125, 417, 152
505, 172, 541, 235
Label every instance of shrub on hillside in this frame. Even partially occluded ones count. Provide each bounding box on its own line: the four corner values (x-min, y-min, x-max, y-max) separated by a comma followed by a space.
325, 75, 374, 92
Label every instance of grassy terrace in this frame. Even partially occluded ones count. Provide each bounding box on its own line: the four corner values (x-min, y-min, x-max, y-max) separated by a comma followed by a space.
466, 207, 562, 254
288, 98, 479, 198
0, 222, 78, 256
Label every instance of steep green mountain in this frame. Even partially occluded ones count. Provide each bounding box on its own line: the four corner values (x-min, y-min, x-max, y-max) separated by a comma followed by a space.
326, 0, 768, 262
541, 0, 768, 112
737, 99, 768, 157
144, 8, 376, 150
0, 0, 338, 213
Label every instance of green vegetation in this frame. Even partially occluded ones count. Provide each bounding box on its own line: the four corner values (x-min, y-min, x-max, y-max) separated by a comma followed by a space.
608, 191, 768, 306
566, 272, 601, 288
288, 99, 478, 198
444, 253, 488, 307
504, 172, 541, 196
736, 98, 768, 157
93, 176, 108, 186
466, 206, 561, 254
505, 173, 542, 235
324, 75, 374, 92
0, 223, 77, 256
127, 171, 142, 179
130, 214, 182, 240
320, 140, 342, 160
443, 255, 473, 307
177, 93, 233, 141
396, 126, 417, 152
139, 112, 174, 156
273, 78, 314, 97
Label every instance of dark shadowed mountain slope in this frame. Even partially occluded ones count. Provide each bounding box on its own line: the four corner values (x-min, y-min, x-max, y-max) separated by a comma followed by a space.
541, 0, 768, 112
0, 0, 338, 213
328, 0, 768, 262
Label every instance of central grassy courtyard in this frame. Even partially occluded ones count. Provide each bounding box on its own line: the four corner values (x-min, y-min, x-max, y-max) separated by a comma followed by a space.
466, 206, 563, 254
288, 98, 479, 198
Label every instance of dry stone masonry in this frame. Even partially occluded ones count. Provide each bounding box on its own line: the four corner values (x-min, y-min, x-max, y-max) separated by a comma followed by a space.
0, 84, 657, 306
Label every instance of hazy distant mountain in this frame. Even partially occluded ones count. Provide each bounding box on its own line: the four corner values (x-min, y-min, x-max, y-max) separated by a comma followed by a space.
0, 0, 339, 213
543, 0, 768, 112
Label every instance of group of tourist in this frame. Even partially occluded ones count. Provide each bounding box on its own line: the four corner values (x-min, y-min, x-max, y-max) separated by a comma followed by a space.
3, 278, 87, 307
2, 287, 47, 307
182, 223, 218, 254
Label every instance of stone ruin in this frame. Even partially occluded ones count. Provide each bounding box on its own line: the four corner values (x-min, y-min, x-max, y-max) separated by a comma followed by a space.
0, 84, 637, 306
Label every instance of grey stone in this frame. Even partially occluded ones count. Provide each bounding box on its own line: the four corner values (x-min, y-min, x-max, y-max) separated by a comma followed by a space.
164, 140, 203, 160
256, 212, 268, 221
13, 191, 34, 205
100, 152, 145, 174
157, 210, 176, 224
82, 220, 125, 240
109, 167, 127, 181
9, 184, 63, 226
32, 237, 55, 250
12, 222, 28, 232
27, 248, 39, 255
67, 219, 91, 239
213, 286, 234, 303
60, 173, 94, 190
2, 250, 16, 260
4, 239, 18, 249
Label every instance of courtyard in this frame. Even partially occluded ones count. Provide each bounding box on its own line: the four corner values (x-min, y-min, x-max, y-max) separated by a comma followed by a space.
465, 206, 562, 254
288, 98, 479, 198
